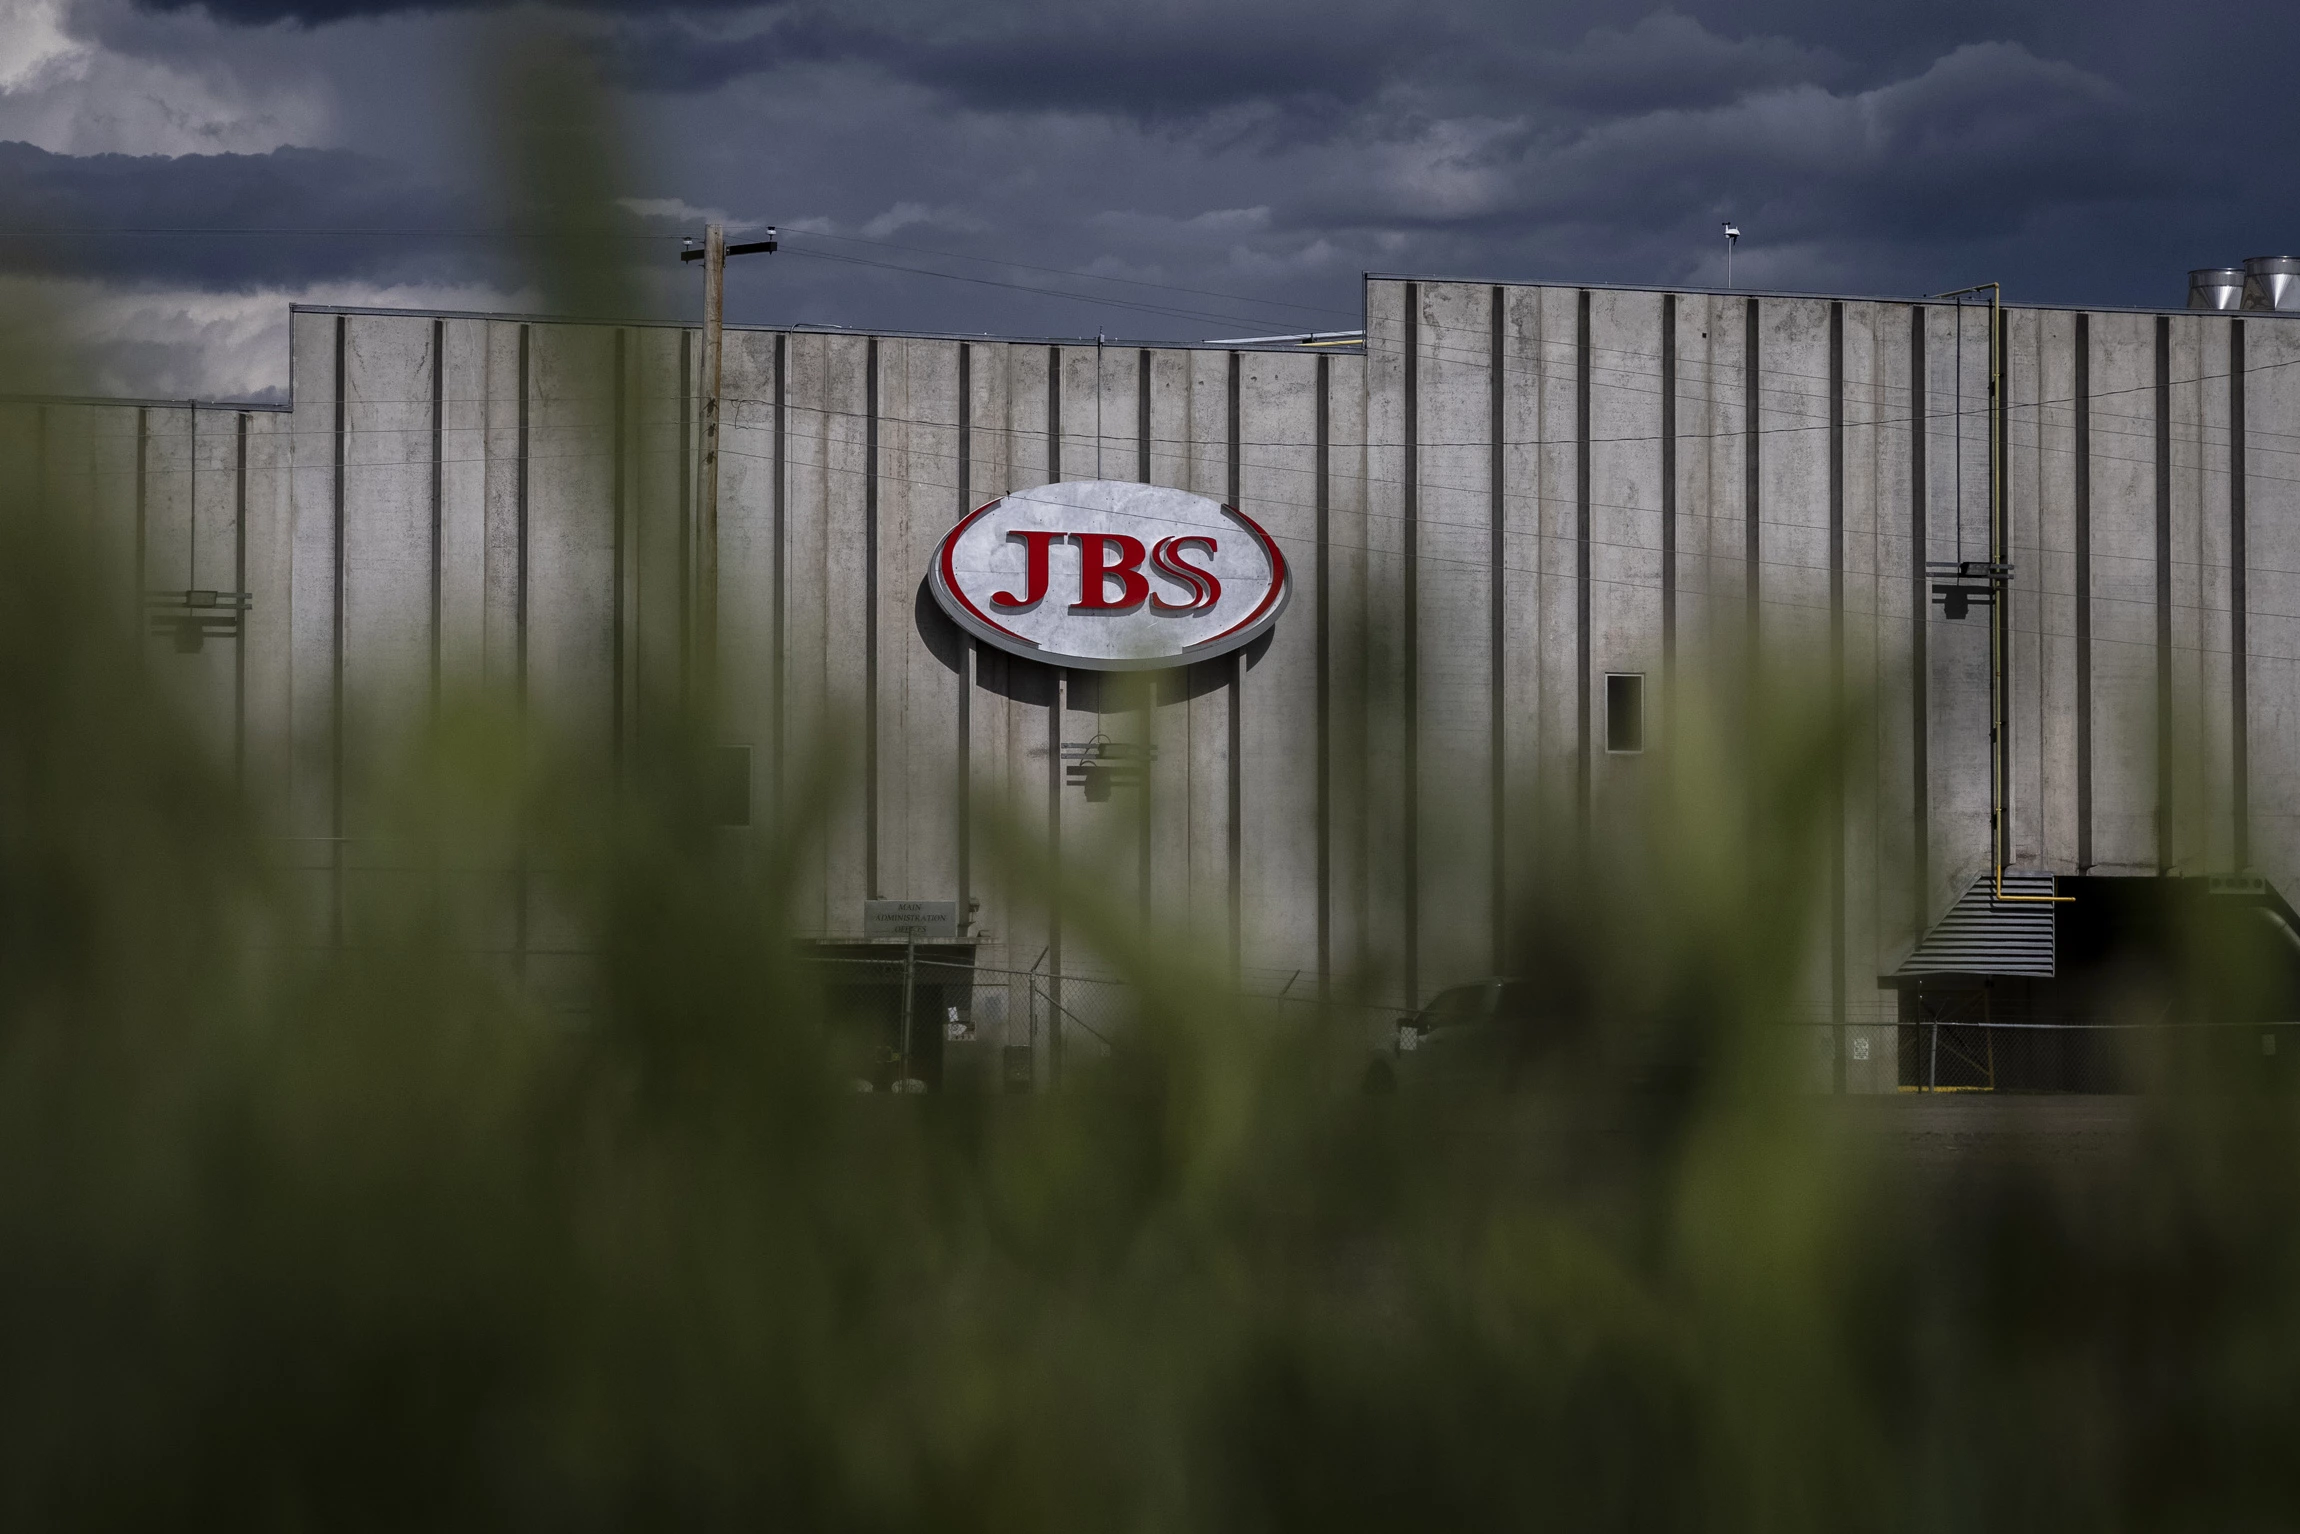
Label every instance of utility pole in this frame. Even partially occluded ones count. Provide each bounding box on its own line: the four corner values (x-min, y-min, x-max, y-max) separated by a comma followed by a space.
680, 222, 777, 707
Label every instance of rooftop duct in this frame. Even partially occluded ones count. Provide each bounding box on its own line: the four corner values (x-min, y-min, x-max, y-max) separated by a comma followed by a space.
2190, 267, 2245, 310
2243, 256, 2300, 312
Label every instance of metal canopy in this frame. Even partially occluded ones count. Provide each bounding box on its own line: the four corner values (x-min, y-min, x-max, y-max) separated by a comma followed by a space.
1892, 871, 2058, 980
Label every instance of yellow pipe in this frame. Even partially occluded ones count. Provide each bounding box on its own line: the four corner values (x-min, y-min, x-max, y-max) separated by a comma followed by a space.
1938, 283, 2070, 905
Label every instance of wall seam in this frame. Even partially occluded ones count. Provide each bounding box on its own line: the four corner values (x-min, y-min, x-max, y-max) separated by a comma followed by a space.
2156, 314, 2172, 875
2231, 318, 2250, 869
677, 329, 692, 707
1137, 346, 1152, 923
1576, 289, 1592, 836
608, 327, 624, 767
1829, 301, 1846, 1091
234, 411, 248, 789
331, 314, 347, 950
1997, 311, 2014, 871
957, 340, 972, 929
2076, 315, 2093, 870
133, 407, 147, 636
515, 322, 531, 981
1228, 347, 1243, 977
1489, 286, 1506, 973
1403, 284, 1420, 1010
1745, 298, 1761, 653
774, 333, 789, 814
1911, 307, 1930, 928
866, 336, 881, 898
1661, 295, 1677, 711
1316, 350, 1332, 1002
432, 318, 446, 720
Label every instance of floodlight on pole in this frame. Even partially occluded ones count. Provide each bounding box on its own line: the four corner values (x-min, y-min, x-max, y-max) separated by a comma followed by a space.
1723, 222, 1740, 288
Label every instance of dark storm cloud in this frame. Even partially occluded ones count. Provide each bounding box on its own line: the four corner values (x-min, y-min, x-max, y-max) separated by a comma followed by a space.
128, 0, 760, 20
0, 139, 690, 290
1342, 42, 2147, 239
1510, 12, 1848, 113
73, 0, 2300, 369
596, 2, 1440, 119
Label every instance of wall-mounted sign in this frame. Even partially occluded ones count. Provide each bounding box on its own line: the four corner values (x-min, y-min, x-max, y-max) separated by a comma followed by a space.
864, 900, 959, 939
930, 480, 1290, 671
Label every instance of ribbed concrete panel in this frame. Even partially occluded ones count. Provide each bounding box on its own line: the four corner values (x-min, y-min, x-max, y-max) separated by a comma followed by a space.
1528, 287, 1578, 841
885, 339, 965, 914
1135, 346, 1189, 962
239, 410, 293, 807
1757, 298, 1832, 670
777, 330, 828, 921
534, 325, 620, 744
437, 320, 490, 701
335, 317, 437, 944
961, 340, 1052, 1000
2163, 315, 2210, 872
1495, 287, 1548, 942
1864, 305, 1921, 964
1053, 342, 1137, 977
1923, 302, 1997, 905
142, 405, 191, 646
817, 334, 873, 920
341, 314, 437, 764
286, 314, 342, 927
1237, 348, 1320, 992
717, 326, 775, 828
37, 287, 2290, 1079
2024, 308, 2082, 873
1359, 280, 1409, 1008
1761, 298, 1837, 1018
1839, 303, 1891, 1033
2180, 315, 2234, 873
2250, 316, 2300, 902
1414, 281, 1496, 994
522, 324, 619, 1000
1587, 288, 1665, 850
2084, 310, 2160, 872
1322, 350, 1373, 1009
169, 409, 246, 768
1678, 292, 1749, 700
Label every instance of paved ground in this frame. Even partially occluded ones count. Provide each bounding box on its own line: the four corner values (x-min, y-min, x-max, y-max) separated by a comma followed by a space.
1824, 1093, 2150, 1168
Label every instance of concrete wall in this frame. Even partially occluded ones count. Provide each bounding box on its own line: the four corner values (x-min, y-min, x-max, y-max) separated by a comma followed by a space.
37, 281, 2300, 1086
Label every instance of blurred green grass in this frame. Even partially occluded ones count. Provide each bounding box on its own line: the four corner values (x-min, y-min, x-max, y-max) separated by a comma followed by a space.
9, 485, 2300, 1529
4, 32, 2300, 1532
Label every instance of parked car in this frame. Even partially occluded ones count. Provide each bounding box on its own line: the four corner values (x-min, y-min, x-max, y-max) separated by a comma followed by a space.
1362, 978, 1545, 1092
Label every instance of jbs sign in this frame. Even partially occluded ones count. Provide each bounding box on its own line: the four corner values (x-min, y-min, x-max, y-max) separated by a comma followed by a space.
930, 480, 1290, 671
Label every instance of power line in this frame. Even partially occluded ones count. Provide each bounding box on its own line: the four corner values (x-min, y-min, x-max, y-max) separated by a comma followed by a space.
0, 227, 690, 238
779, 229, 1356, 323
776, 245, 1313, 333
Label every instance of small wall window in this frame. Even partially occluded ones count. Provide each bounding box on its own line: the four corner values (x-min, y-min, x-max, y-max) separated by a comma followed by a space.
1604, 673, 1645, 754
709, 745, 753, 826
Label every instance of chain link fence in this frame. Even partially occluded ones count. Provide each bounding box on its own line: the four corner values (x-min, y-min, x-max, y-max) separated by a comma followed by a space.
1882, 1018, 2300, 1092
803, 953, 1146, 1093
799, 952, 1417, 1093
803, 953, 2300, 1096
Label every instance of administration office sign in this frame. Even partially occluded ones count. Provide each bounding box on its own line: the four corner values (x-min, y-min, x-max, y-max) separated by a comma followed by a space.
930, 480, 1290, 671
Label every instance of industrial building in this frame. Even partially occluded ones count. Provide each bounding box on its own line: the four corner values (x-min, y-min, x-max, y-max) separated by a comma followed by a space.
21, 256, 2300, 1090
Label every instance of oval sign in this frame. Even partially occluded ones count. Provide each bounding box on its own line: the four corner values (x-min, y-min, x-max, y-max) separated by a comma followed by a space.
930, 480, 1289, 671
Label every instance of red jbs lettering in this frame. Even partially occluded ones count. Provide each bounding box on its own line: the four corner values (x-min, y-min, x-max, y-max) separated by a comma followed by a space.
991, 531, 1219, 612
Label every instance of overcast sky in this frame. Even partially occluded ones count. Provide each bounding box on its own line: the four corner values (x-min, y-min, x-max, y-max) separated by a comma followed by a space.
3, 0, 2294, 400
